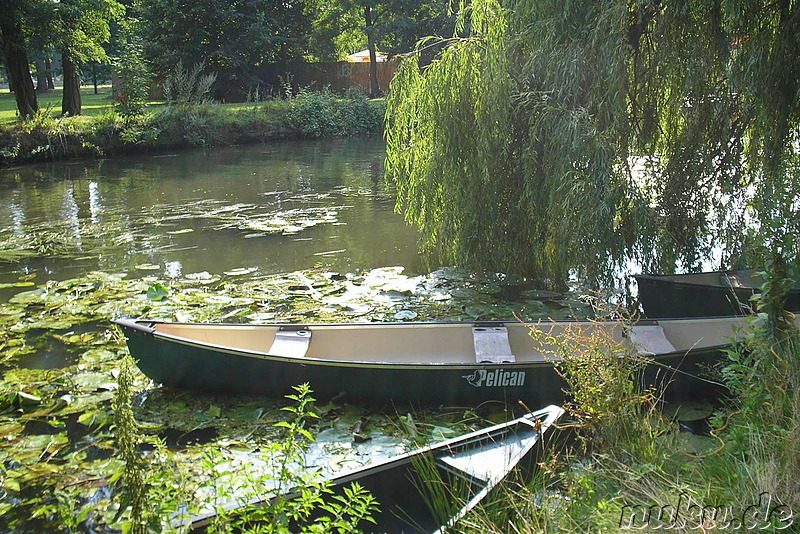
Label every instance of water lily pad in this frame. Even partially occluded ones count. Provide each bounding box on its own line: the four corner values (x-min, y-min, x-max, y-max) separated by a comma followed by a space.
16, 317, 73, 331
464, 304, 493, 320
185, 271, 214, 281
673, 432, 718, 455
523, 289, 563, 300
12, 433, 69, 464
393, 310, 418, 321
9, 289, 45, 304
147, 283, 170, 301
0, 282, 35, 289
665, 401, 715, 421
224, 267, 258, 276
0, 422, 25, 439
73, 372, 116, 392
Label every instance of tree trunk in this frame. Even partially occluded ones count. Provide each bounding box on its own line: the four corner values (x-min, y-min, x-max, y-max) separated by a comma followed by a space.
0, 19, 38, 119
35, 57, 49, 92
364, 6, 380, 98
61, 51, 82, 116
45, 58, 55, 89
91, 63, 98, 94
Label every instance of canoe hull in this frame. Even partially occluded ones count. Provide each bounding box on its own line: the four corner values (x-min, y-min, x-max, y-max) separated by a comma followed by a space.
118, 320, 727, 404
634, 270, 800, 318
122, 327, 559, 404
188, 406, 565, 532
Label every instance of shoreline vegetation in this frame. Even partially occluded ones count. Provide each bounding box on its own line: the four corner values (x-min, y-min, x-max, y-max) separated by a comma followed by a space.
0, 87, 386, 168
2, 90, 797, 532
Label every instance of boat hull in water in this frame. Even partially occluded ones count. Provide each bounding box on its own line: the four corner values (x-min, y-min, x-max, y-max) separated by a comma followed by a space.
634, 269, 800, 318
113, 317, 755, 404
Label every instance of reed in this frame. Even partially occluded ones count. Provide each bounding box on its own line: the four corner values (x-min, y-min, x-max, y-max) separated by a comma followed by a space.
463, 313, 800, 533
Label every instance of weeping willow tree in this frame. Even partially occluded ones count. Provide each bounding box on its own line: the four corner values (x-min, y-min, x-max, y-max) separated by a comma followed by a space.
385, 0, 800, 289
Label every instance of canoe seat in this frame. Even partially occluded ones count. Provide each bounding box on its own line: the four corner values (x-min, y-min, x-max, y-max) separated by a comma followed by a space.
629, 325, 676, 356
437, 430, 531, 484
473, 326, 516, 364
268, 329, 311, 358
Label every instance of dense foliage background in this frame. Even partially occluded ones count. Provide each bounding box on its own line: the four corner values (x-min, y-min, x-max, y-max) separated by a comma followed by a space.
0, 0, 458, 110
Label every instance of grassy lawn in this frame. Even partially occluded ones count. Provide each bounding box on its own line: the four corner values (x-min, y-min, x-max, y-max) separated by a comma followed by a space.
0, 85, 118, 124
0, 85, 291, 125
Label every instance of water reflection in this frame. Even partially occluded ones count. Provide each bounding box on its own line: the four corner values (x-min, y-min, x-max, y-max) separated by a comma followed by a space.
0, 138, 426, 285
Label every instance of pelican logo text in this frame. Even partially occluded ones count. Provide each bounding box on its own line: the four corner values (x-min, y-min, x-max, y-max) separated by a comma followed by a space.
463, 369, 526, 388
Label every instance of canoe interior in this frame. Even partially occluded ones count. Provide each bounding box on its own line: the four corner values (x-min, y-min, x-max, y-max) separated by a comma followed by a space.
189, 407, 563, 533
152, 318, 748, 365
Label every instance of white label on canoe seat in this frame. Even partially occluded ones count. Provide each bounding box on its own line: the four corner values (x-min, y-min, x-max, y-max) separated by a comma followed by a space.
269, 329, 311, 358
473, 326, 516, 364
629, 325, 676, 356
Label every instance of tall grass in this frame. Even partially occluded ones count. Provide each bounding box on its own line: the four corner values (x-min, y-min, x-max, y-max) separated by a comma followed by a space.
468, 313, 800, 532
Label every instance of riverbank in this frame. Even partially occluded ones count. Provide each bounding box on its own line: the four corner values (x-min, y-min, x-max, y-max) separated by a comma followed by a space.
0, 90, 385, 167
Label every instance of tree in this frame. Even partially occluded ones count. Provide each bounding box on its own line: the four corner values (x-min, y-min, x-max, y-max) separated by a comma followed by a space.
305, 0, 456, 96
386, 0, 800, 291
0, 3, 39, 119
136, 0, 312, 101
46, 0, 124, 116
113, 19, 151, 121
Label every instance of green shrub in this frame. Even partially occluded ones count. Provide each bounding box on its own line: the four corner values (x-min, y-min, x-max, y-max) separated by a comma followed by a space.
287, 89, 340, 137
163, 62, 217, 105
148, 104, 224, 148
337, 93, 384, 136
287, 89, 385, 138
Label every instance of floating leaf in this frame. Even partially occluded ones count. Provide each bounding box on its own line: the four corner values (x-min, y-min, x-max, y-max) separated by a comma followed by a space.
0, 282, 35, 289
16, 391, 41, 404
135, 263, 161, 271
673, 433, 718, 456
665, 401, 715, 421
523, 289, 563, 300
224, 267, 258, 276
393, 310, 418, 321
185, 272, 213, 281
147, 283, 170, 301
9, 289, 44, 304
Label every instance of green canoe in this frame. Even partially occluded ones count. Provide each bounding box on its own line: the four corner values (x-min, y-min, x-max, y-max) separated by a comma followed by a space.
184, 405, 566, 533
113, 316, 754, 404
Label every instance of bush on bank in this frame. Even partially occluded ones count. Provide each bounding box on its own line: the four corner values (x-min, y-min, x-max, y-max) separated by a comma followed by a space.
0, 94, 386, 167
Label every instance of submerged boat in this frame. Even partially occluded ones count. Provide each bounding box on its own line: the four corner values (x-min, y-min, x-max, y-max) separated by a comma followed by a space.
634, 269, 800, 318
113, 316, 755, 404
185, 405, 566, 533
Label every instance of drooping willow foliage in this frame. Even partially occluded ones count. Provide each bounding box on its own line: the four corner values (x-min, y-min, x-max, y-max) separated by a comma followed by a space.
385, 0, 800, 286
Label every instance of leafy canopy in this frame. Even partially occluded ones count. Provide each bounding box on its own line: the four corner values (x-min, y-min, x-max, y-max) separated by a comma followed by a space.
386, 0, 800, 284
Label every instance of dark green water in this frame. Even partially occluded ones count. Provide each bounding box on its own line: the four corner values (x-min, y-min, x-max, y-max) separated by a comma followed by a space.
0, 138, 426, 286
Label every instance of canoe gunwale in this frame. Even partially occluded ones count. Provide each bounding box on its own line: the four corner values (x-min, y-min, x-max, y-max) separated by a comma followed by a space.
114, 318, 729, 369
633, 272, 745, 290
185, 405, 565, 531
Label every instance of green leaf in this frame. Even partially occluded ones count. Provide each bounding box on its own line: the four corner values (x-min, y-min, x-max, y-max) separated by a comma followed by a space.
146, 283, 170, 301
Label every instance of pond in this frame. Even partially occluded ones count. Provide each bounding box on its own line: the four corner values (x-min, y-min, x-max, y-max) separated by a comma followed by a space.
0, 138, 425, 286
0, 138, 598, 532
